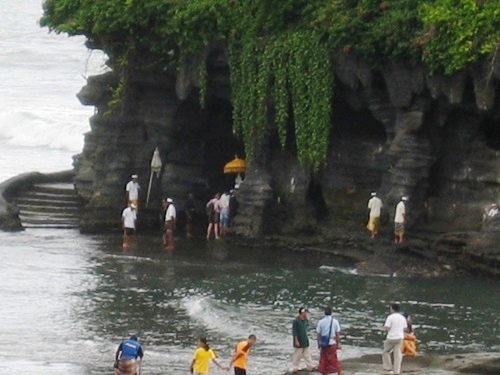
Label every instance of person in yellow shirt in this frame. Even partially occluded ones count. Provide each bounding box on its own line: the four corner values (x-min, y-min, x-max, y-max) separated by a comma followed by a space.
190, 337, 226, 375
228, 334, 257, 375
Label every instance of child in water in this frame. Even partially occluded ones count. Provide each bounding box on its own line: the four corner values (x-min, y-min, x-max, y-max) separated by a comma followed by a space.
190, 337, 227, 375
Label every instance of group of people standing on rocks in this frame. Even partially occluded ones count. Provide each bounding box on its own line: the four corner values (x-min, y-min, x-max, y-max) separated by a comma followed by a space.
205, 190, 238, 240
121, 173, 179, 250
113, 304, 416, 375
291, 304, 416, 375
121, 173, 420, 248
292, 306, 342, 374
366, 192, 409, 244
120, 173, 239, 249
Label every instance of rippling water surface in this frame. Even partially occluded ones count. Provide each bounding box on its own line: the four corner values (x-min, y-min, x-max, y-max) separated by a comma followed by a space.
0, 230, 498, 375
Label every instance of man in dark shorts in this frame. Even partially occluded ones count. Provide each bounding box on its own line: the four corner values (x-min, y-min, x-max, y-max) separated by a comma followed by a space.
206, 193, 221, 240
228, 334, 257, 375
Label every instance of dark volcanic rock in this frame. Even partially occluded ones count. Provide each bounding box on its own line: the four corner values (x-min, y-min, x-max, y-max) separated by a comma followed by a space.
71, 45, 500, 277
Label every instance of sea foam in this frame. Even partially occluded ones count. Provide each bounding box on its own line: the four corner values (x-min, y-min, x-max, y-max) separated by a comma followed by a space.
0, 110, 88, 152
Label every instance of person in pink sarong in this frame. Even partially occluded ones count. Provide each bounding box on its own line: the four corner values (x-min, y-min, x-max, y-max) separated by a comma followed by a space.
316, 306, 342, 375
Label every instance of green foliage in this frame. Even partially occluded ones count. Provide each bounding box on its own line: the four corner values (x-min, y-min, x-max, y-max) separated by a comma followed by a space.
229, 29, 334, 168
420, 0, 500, 74
41, 0, 500, 169
311, 0, 423, 62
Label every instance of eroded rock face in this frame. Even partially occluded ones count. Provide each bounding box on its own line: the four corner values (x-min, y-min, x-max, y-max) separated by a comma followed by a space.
73, 46, 500, 276
74, 48, 238, 233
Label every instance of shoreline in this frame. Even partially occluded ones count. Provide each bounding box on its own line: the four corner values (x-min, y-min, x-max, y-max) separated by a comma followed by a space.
337, 352, 500, 375
1, 168, 498, 279
227, 229, 452, 279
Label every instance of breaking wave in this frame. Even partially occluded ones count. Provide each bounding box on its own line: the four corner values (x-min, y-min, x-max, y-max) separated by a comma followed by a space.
0, 110, 89, 152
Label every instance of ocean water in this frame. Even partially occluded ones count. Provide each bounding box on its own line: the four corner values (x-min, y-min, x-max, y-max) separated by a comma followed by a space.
0, 0, 106, 181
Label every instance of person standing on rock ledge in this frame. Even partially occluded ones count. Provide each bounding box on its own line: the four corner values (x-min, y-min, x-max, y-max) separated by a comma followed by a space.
367, 192, 383, 239
382, 303, 407, 375
394, 196, 408, 244
126, 174, 141, 210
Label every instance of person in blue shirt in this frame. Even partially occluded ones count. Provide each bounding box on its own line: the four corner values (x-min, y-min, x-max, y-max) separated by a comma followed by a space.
114, 335, 144, 375
316, 306, 342, 375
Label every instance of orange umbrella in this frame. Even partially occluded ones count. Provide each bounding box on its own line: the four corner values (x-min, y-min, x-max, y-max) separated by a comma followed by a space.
223, 156, 246, 174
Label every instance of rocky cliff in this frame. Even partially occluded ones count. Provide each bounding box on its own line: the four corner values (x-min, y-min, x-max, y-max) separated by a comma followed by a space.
74, 45, 500, 275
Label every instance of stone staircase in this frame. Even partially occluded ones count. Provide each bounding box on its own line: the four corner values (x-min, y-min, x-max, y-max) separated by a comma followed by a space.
15, 183, 82, 228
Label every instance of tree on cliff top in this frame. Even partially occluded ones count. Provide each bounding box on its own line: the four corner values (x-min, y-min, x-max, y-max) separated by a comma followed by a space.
40, 0, 500, 169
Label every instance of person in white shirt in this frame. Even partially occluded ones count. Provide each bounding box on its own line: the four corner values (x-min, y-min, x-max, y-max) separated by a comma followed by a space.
219, 191, 230, 237
163, 198, 176, 251
382, 303, 408, 375
394, 196, 408, 244
486, 203, 498, 219
121, 203, 137, 249
125, 174, 140, 209
367, 192, 383, 239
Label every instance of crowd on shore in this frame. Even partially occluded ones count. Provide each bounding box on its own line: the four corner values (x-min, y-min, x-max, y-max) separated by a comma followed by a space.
120, 173, 500, 250
120, 174, 239, 249
114, 304, 417, 375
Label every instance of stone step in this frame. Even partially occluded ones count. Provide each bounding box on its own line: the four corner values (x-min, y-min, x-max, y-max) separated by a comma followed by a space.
19, 210, 80, 219
31, 182, 76, 194
19, 214, 79, 224
20, 220, 79, 228
17, 192, 81, 203
15, 182, 82, 229
16, 203, 81, 213
22, 222, 80, 229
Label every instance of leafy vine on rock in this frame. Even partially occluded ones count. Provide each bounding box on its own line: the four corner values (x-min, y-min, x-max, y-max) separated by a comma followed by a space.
41, 0, 500, 169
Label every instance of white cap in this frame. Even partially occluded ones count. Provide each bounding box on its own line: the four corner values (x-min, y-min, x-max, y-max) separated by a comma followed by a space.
166, 198, 173, 203
131, 174, 138, 179
371, 192, 377, 196
402, 196, 409, 201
